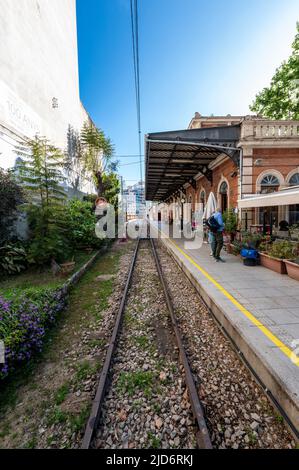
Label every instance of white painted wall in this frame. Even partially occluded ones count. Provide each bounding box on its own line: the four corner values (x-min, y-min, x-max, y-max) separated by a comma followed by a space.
0, 0, 93, 192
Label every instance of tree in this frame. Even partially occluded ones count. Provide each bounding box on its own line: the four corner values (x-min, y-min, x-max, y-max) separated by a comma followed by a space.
0, 168, 25, 243
102, 172, 121, 209
250, 22, 299, 119
80, 122, 115, 196
15, 136, 69, 264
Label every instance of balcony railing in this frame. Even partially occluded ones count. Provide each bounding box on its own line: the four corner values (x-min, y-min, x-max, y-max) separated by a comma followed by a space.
241, 120, 299, 140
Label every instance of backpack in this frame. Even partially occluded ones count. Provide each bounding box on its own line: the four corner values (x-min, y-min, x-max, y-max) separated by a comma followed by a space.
207, 215, 220, 233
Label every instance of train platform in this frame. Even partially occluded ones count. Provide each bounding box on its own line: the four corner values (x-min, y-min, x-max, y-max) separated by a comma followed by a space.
150, 222, 299, 437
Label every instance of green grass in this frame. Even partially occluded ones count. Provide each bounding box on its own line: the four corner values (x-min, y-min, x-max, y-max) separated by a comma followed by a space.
69, 404, 91, 433
147, 432, 161, 449
54, 383, 70, 405
88, 338, 105, 348
0, 243, 128, 447
152, 403, 162, 413
96, 280, 114, 318
24, 436, 38, 449
117, 371, 155, 397
134, 335, 149, 349
47, 407, 68, 426
75, 361, 97, 383
0, 421, 10, 438
275, 414, 284, 424
68, 250, 121, 321
246, 428, 257, 445
0, 250, 95, 298
131, 399, 142, 411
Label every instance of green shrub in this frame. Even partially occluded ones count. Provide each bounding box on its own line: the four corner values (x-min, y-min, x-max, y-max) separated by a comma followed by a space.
0, 168, 25, 244
241, 232, 263, 249
223, 209, 238, 234
26, 204, 70, 265
0, 244, 27, 275
232, 240, 242, 255
65, 199, 103, 249
268, 241, 295, 260
82, 194, 97, 209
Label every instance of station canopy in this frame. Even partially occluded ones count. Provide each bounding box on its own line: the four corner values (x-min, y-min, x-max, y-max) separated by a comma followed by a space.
145, 125, 241, 201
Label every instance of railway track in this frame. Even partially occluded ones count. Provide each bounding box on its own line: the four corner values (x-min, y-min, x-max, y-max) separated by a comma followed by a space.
82, 238, 212, 449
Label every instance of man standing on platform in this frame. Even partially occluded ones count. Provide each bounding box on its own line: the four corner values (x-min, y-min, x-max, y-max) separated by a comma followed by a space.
210, 207, 225, 262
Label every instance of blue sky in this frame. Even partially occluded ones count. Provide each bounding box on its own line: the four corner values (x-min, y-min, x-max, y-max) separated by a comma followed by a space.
76, 0, 298, 186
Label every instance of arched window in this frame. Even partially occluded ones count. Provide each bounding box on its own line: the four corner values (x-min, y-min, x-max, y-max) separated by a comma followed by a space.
289, 173, 299, 186
260, 174, 280, 194
219, 182, 228, 212
219, 182, 228, 194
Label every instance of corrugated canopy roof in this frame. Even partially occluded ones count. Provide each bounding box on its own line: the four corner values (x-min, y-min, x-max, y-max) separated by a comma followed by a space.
145, 125, 241, 201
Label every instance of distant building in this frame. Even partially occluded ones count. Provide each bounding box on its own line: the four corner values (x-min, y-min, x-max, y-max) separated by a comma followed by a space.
188, 112, 245, 129
0, 0, 95, 194
123, 181, 145, 220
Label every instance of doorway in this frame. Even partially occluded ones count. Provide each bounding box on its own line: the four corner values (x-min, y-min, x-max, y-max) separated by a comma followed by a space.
219, 181, 228, 212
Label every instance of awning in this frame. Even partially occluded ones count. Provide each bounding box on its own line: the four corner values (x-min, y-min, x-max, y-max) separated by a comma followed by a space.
238, 187, 299, 208
145, 125, 241, 201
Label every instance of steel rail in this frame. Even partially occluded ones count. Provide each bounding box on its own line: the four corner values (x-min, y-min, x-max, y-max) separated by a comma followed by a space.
150, 238, 213, 449
81, 239, 140, 449
156, 234, 299, 442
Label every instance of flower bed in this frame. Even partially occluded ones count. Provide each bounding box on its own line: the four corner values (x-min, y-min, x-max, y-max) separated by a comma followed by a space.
0, 248, 104, 381
0, 287, 67, 379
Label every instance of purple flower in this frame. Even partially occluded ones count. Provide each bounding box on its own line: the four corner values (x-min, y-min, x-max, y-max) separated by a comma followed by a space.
0, 288, 67, 380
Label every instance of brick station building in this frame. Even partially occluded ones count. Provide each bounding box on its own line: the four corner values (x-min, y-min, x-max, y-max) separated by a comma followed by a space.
145, 113, 299, 231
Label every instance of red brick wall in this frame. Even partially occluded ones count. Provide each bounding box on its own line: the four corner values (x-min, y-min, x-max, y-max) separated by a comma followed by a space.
186, 158, 238, 210
186, 148, 299, 211
252, 148, 299, 189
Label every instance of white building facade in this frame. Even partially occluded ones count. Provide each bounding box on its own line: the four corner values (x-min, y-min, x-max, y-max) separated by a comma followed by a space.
123, 181, 145, 220
0, 0, 94, 193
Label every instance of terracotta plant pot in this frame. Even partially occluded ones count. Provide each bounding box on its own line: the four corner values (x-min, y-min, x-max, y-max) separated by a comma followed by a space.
284, 259, 299, 281
225, 243, 233, 254
259, 252, 287, 275
61, 261, 76, 275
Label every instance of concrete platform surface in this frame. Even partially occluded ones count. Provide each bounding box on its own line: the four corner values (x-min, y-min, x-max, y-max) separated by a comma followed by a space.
151, 222, 299, 436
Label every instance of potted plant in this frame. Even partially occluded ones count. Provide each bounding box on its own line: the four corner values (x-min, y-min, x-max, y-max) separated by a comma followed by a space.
284, 243, 299, 281
60, 256, 76, 275
238, 232, 263, 266
259, 240, 294, 275
223, 209, 238, 253
231, 240, 242, 256
290, 224, 299, 241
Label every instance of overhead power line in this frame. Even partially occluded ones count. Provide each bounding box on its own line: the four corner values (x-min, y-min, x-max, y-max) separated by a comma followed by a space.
119, 160, 143, 167
130, 0, 143, 185
114, 154, 145, 158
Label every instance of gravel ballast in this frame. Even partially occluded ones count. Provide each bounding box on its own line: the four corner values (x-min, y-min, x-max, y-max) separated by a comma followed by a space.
155, 240, 296, 449
94, 240, 198, 449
